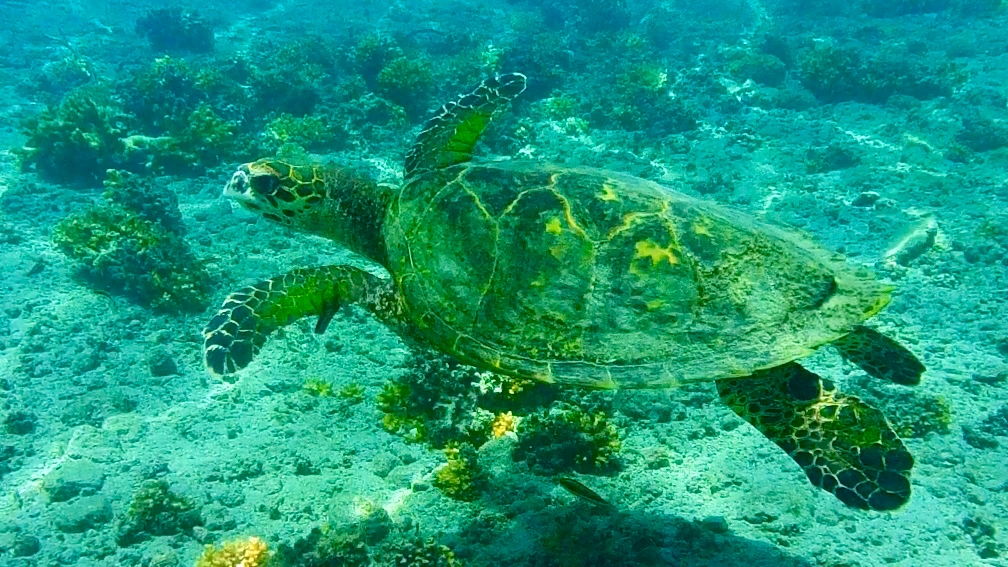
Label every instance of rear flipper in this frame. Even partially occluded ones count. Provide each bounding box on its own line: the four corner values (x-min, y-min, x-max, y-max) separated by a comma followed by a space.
716, 363, 913, 511
833, 325, 924, 386
202, 265, 399, 381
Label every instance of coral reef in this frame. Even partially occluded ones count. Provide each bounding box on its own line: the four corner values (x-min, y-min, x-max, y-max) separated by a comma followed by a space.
804, 143, 860, 174
378, 352, 551, 448
279, 524, 371, 567
384, 536, 461, 567
242, 38, 339, 116
375, 56, 436, 121
796, 41, 963, 104
354, 33, 404, 91
513, 403, 622, 474
102, 169, 186, 234
433, 443, 486, 501
338, 382, 366, 403
116, 479, 202, 545
3, 410, 37, 435
196, 537, 272, 567
273, 508, 466, 567
303, 377, 334, 397
18, 89, 133, 185
32, 52, 94, 97
260, 113, 342, 154
52, 171, 213, 312
125, 56, 247, 135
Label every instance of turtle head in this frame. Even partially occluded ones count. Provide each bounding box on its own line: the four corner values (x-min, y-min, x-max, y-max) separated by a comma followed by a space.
224, 159, 391, 265
224, 160, 327, 227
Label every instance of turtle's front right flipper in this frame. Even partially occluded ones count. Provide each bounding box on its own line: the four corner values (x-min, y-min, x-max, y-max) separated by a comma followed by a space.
716, 363, 913, 511
202, 265, 401, 381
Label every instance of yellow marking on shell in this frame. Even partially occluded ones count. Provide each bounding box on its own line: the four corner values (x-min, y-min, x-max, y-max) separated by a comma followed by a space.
550, 189, 590, 241
692, 221, 713, 237
634, 240, 679, 266
497, 188, 535, 218
604, 200, 672, 241
544, 217, 563, 235
598, 181, 620, 202
530, 273, 549, 288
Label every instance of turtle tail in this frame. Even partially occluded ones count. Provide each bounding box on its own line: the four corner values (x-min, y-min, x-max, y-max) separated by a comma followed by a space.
716, 363, 913, 511
202, 265, 400, 381
404, 73, 527, 180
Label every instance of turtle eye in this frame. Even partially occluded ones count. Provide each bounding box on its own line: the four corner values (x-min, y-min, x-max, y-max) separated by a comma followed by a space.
250, 174, 277, 196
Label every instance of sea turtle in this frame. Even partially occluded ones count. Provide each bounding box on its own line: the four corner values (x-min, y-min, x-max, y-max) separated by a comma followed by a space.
203, 73, 925, 511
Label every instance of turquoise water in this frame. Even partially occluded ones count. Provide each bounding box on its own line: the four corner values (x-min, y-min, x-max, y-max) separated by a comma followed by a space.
0, 1, 1006, 565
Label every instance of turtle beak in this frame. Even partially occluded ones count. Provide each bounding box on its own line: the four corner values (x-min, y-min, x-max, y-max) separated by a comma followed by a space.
223, 164, 269, 214
223, 165, 252, 200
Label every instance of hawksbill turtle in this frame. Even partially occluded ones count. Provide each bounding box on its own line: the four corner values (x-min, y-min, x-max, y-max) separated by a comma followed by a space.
203, 73, 925, 511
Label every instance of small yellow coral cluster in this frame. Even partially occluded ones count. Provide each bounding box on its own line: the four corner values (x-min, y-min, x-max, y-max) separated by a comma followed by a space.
195, 536, 271, 567
491, 411, 517, 438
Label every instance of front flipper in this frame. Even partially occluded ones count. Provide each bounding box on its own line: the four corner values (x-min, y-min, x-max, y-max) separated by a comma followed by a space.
716, 363, 913, 511
403, 73, 527, 179
833, 325, 925, 386
202, 265, 401, 381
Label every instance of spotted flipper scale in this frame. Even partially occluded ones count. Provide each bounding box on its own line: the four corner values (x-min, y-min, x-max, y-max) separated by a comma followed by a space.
403, 73, 527, 180
716, 363, 913, 511
833, 325, 924, 386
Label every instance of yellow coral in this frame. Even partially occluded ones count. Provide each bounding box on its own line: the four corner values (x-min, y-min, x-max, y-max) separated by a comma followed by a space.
195, 536, 271, 567
491, 411, 517, 438
303, 376, 333, 397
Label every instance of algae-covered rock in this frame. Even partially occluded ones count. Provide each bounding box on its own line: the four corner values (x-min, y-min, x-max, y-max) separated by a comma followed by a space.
52, 495, 113, 533
42, 459, 106, 502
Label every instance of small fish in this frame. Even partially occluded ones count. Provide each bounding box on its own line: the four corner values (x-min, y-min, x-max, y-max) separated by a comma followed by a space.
555, 476, 615, 510
93, 289, 116, 306
26, 259, 45, 277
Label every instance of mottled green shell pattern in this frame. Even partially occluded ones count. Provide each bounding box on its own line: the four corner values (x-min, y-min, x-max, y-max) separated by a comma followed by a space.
384, 162, 892, 388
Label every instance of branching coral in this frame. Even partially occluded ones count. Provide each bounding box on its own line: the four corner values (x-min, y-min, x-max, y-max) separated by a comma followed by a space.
53, 171, 213, 312
19, 89, 133, 185
126, 56, 246, 135
354, 33, 404, 90
797, 41, 964, 104
385, 536, 461, 567
153, 103, 240, 174
196, 537, 272, 567
375, 56, 435, 121
260, 113, 342, 154
116, 479, 202, 545
513, 403, 621, 474
433, 443, 486, 501
378, 352, 556, 450
103, 169, 186, 234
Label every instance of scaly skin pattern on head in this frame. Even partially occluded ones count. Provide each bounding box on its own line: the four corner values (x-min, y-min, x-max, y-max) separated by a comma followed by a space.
225, 159, 392, 266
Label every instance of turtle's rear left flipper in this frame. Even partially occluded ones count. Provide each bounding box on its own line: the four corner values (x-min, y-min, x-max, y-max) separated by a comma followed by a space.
833, 325, 924, 386
716, 363, 913, 511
